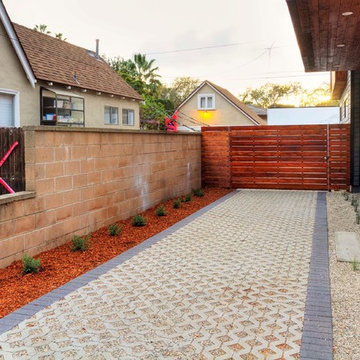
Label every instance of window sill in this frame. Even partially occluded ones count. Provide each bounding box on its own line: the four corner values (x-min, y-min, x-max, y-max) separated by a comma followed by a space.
0, 191, 36, 206
198, 109, 216, 111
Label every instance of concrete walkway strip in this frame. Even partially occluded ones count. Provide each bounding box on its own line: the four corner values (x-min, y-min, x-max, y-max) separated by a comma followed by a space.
0, 190, 333, 359
300, 192, 333, 360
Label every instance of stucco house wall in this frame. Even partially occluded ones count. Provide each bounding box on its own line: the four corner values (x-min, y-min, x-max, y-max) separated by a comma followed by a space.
0, 20, 39, 126
178, 84, 256, 127
36, 84, 141, 129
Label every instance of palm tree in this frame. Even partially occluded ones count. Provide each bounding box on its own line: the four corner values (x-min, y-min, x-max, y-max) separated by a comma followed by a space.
132, 54, 161, 96
55, 33, 67, 41
33, 24, 51, 35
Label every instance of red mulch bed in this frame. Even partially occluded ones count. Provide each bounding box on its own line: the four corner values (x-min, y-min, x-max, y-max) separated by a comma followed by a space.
0, 188, 231, 319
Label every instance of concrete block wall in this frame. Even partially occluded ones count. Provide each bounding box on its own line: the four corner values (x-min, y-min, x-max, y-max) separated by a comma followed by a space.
0, 127, 201, 268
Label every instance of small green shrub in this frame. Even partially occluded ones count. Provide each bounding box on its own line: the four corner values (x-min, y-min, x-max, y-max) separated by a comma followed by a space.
185, 193, 192, 202
108, 223, 122, 236
193, 188, 204, 197
352, 259, 359, 271
132, 214, 147, 227
173, 199, 181, 209
22, 254, 41, 274
156, 205, 167, 216
70, 234, 91, 252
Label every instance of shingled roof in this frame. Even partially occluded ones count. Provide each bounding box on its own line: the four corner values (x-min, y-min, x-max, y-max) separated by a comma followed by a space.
12, 23, 142, 100
206, 81, 266, 125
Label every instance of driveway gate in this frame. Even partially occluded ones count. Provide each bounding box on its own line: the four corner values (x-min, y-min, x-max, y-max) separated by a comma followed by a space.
202, 124, 350, 191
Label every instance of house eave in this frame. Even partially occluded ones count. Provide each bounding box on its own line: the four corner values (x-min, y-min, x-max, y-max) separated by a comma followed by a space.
0, 1, 37, 87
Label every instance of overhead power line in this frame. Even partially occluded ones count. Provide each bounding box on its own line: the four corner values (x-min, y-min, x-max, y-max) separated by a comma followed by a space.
144, 42, 293, 56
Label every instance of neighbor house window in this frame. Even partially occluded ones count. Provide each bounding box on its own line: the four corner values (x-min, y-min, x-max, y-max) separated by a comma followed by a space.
104, 106, 118, 124
122, 109, 135, 126
198, 94, 215, 110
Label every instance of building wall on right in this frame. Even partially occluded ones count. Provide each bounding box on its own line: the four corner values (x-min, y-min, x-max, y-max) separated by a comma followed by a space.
340, 71, 351, 123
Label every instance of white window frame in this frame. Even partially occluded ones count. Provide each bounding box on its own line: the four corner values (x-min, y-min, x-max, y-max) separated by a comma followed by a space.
122, 109, 135, 126
0, 88, 20, 127
197, 94, 215, 110
104, 106, 119, 125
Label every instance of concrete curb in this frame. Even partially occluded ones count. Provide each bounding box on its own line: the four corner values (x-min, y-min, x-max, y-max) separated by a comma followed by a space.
300, 192, 333, 360
0, 190, 238, 336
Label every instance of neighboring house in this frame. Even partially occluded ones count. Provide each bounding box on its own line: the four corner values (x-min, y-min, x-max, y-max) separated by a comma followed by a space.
286, 0, 360, 191
268, 107, 340, 125
177, 80, 266, 130
247, 104, 268, 122
0, 1, 142, 129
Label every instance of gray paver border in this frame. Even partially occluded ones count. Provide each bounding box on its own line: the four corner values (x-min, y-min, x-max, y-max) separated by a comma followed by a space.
300, 192, 333, 360
0, 190, 238, 336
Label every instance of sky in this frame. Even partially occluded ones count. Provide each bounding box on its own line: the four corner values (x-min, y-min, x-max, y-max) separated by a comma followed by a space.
3, 0, 330, 96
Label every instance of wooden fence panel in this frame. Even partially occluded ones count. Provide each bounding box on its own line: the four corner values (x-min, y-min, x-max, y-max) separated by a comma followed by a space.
201, 127, 231, 188
0, 128, 25, 195
201, 124, 350, 191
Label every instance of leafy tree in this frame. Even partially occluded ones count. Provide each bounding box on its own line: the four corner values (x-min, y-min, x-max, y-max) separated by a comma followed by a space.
299, 82, 339, 107
33, 24, 51, 34
240, 82, 302, 108
161, 77, 201, 109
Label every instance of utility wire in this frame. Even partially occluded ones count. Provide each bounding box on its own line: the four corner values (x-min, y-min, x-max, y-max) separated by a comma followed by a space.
144, 42, 293, 56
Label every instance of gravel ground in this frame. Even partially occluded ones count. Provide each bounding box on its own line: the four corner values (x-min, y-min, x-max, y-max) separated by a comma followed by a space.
327, 192, 360, 360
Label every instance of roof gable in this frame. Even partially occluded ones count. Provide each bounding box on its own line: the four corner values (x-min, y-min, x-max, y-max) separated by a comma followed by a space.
177, 80, 266, 125
0, 1, 36, 87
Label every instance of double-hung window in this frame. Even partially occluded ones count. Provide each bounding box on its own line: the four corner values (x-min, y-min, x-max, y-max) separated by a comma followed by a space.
198, 94, 215, 110
104, 106, 119, 125
122, 109, 135, 126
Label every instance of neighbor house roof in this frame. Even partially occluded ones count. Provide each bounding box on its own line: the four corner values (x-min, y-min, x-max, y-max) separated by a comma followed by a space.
178, 81, 266, 125
3, 18, 142, 100
246, 104, 267, 117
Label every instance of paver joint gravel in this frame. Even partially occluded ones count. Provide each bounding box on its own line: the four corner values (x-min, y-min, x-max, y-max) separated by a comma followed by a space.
0, 190, 329, 359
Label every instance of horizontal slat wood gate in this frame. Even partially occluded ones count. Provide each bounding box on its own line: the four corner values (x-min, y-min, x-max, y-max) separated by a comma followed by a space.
0, 127, 25, 195
202, 124, 350, 191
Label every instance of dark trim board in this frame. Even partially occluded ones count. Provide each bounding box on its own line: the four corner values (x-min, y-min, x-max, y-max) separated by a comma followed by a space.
300, 192, 333, 360
0, 191, 238, 336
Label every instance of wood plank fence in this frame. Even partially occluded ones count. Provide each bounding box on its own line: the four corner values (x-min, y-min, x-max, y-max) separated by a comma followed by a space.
0, 128, 25, 195
202, 124, 350, 191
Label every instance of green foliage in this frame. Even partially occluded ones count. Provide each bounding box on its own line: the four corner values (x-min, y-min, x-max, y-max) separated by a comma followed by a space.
70, 234, 91, 252
352, 259, 359, 271
240, 82, 302, 108
33, 24, 51, 34
193, 188, 204, 197
141, 96, 166, 121
156, 205, 167, 216
22, 254, 41, 274
108, 224, 122, 236
33, 24, 67, 41
161, 77, 201, 109
185, 194, 192, 202
132, 214, 147, 227
107, 53, 161, 98
54, 33, 67, 41
173, 199, 181, 209
299, 82, 339, 107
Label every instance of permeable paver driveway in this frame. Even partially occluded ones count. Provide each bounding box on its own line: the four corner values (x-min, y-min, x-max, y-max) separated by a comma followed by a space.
0, 190, 331, 360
